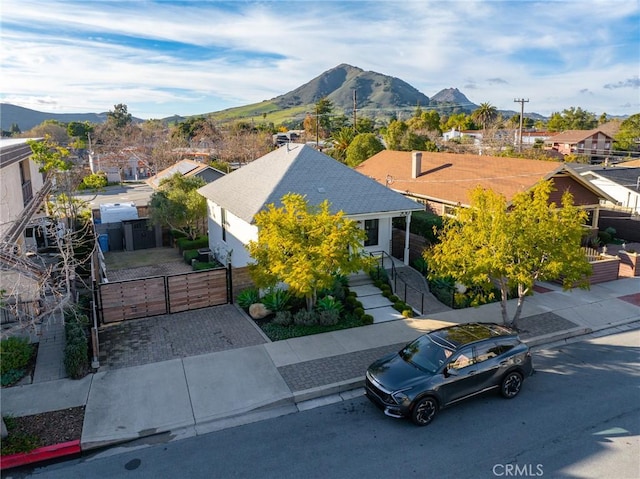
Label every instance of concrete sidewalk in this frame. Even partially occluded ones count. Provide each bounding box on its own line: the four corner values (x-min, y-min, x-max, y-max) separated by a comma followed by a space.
1, 277, 638, 454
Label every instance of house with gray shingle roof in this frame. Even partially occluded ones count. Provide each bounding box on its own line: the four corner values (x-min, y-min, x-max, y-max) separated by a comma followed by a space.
197, 143, 424, 268
146, 159, 225, 189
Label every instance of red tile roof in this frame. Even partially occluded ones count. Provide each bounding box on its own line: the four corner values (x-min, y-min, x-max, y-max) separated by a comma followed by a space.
356, 151, 566, 206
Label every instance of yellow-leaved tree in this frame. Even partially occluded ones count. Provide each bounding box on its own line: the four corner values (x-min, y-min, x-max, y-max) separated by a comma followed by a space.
248, 193, 373, 311
425, 180, 592, 329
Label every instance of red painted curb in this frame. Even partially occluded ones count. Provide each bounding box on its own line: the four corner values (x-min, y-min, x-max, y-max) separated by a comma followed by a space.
1, 439, 81, 470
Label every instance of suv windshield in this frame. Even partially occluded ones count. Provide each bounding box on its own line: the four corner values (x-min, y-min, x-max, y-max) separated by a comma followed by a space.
399, 334, 453, 373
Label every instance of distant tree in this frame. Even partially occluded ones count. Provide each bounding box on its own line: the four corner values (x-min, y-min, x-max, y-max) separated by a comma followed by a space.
329, 127, 356, 162
9, 123, 21, 136
425, 181, 591, 329
27, 136, 72, 174
67, 121, 94, 149
471, 102, 498, 132
598, 113, 609, 125
23, 121, 69, 144
383, 120, 408, 150
614, 113, 640, 151
106, 103, 133, 129
148, 174, 207, 240
547, 107, 598, 132
247, 193, 372, 311
315, 98, 334, 138
345, 133, 384, 167
355, 117, 376, 134
442, 113, 474, 132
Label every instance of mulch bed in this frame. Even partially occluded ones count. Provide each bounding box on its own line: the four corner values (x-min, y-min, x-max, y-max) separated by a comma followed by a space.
2, 407, 85, 455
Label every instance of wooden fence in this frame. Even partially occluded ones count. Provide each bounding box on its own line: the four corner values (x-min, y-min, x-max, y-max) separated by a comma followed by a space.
96, 266, 231, 324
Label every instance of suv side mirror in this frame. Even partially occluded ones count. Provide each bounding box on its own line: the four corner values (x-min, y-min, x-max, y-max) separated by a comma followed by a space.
444, 366, 459, 377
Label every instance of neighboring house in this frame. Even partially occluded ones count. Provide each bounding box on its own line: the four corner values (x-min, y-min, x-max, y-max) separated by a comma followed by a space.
442, 129, 483, 143
0, 138, 50, 253
146, 159, 226, 189
518, 130, 553, 147
578, 167, 640, 215
545, 129, 614, 163
91, 147, 153, 181
355, 150, 615, 234
197, 143, 424, 270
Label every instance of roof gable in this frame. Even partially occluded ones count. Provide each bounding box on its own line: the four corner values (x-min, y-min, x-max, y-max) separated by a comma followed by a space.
197, 143, 422, 223
547, 129, 613, 143
147, 159, 225, 189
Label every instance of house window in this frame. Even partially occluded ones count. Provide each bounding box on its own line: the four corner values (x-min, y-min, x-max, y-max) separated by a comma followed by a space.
221, 208, 227, 242
364, 219, 379, 247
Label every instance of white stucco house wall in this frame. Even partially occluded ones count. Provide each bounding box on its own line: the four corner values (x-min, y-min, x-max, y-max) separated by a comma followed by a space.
197, 143, 424, 269
0, 138, 50, 252
580, 167, 640, 215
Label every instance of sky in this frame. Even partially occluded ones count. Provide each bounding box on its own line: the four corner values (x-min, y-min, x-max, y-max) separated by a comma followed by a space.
1, 0, 639, 120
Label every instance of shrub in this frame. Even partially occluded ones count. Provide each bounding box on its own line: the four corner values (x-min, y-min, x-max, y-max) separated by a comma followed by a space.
176, 236, 209, 251
402, 309, 414, 318
411, 257, 429, 275
345, 295, 358, 309
361, 314, 374, 325
184, 249, 199, 264
318, 309, 340, 326
78, 172, 108, 191
273, 311, 293, 326
393, 301, 409, 313
597, 230, 612, 245
293, 310, 317, 326
315, 296, 344, 314
0, 336, 31, 375
353, 307, 364, 318
262, 288, 291, 312
193, 261, 218, 271
64, 316, 89, 379
0, 416, 41, 454
369, 265, 389, 284
1, 369, 27, 387
389, 294, 399, 303
237, 288, 261, 310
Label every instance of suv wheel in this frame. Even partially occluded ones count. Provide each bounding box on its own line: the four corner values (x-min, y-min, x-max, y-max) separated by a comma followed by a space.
501, 371, 523, 399
411, 396, 438, 426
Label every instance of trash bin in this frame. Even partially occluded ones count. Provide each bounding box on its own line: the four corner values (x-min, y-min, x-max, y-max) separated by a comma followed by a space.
98, 234, 109, 252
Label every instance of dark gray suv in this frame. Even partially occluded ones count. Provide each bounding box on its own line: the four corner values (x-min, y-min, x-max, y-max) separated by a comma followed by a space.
365, 322, 534, 426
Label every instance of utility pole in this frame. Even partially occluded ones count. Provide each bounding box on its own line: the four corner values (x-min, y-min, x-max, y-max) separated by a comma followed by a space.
353, 90, 357, 134
514, 98, 529, 152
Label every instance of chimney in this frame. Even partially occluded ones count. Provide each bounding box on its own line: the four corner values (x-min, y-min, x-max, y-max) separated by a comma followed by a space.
412, 151, 422, 179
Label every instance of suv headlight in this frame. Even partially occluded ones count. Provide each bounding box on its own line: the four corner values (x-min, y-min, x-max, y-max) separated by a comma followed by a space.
391, 387, 413, 405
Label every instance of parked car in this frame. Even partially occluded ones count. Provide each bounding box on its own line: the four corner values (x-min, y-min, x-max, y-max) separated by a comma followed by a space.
365, 322, 534, 426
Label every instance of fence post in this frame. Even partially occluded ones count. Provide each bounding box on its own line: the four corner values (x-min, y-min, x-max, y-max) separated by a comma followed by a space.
227, 263, 233, 304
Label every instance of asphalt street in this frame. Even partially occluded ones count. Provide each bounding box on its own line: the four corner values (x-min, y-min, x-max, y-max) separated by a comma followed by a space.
9, 328, 639, 479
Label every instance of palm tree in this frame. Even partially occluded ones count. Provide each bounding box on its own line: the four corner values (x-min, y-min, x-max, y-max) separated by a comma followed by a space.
472, 102, 498, 132
330, 127, 356, 162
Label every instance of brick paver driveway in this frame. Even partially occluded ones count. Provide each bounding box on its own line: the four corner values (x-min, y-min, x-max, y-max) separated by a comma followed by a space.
98, 304, 268, 370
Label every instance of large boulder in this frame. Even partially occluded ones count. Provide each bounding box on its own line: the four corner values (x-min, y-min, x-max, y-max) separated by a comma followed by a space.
249, 303, 271, 320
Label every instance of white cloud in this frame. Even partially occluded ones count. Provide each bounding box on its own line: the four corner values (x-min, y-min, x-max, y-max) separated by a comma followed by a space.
1, 0, 638, 118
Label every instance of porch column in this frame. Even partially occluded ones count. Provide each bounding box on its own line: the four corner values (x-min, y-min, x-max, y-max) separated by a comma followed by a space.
404, 213, 411, 265
592, 206, 600, 229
